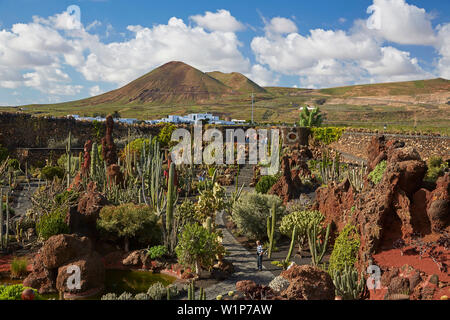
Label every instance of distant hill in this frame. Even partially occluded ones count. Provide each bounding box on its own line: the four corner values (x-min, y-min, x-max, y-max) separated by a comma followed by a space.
50, 61, 266, 107
207, 71, 266, 93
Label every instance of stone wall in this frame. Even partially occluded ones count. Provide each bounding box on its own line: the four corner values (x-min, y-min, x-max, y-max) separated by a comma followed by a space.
330, 131, 450, 162
0, 112, 162, 149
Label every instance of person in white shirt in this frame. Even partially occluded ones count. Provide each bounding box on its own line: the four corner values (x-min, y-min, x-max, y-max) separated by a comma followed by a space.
256, 240, 264, 271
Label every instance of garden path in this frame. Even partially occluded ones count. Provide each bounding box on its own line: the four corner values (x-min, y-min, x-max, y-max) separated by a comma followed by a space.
204, 210, 275, 300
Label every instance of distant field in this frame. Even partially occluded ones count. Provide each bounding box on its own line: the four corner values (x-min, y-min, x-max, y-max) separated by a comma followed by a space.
2, 78, 449, 135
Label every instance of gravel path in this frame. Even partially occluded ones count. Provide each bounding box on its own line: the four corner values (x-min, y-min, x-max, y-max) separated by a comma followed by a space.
205, 210, 275, 300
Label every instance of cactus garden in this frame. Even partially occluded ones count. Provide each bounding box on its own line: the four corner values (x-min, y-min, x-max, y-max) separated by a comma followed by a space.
0, 112, 447, 303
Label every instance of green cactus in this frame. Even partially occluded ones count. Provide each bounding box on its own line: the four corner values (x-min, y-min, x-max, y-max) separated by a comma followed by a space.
0, 189, 3, 250
90, 141, 98, 177
267, 202, 276, 259
205, 216, 212, 233
331, 264, 365, 300
285, 226, 297, 266
307, 222, 330, 266
166, 162, 175, 233
66, 131, 72, 188
5, 191, 9, 249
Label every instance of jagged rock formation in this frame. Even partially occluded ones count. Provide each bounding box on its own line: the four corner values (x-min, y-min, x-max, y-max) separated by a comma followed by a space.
66, 181, 108, 238
314, 135, 449, 272
23, 234, 105, 296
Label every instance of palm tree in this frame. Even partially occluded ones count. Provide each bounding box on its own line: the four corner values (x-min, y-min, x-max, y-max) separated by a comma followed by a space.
298, 106, 323, 127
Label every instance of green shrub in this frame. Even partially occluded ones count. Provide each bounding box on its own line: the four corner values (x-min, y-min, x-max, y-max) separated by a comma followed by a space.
158, 123, 177, 148
311, 127, 344, 145
424, 156, 448, 183
40, 166, 64, 181
146, 245, 168, 260
368, 160, 386, 184
10, 257, 28, 278
36, 207, 69, 241
0, 284, 41, 300
428, 156, 443, 168
120, 138, 151, 160
7, 159, 20, 170
97, 203, 161, 251
54, 190, 79, 206
255, 175, 278, 194
279, 210, 324, 248
175, 223, 225, 274
175, 199, 200, 226
231, 192, 286, 240
328, 224, 360, 274
147, 282, 166, 300
0, 145, 8, 162
57, 154, 80, 174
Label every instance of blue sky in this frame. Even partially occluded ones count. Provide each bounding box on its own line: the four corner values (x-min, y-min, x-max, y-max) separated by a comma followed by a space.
0, 0, 449, 105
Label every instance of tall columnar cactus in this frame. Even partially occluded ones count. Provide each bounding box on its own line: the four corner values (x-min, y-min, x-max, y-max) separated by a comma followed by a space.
205, 216, 212, 233
0, 189, 3, 250
285, 226, 297, 266
188, 280, 196, 300
307, 222, 330, 266
66, 131, 72, 188
166, 162, 175, 233
5, 191, 9, 249
90, 141, 98, 177
267, 203, 276, 259
331, 264, 365, 300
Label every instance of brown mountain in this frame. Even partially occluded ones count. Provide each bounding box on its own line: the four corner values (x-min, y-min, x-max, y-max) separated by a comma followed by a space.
70, 61, 265, 106
207, 71, 267, 94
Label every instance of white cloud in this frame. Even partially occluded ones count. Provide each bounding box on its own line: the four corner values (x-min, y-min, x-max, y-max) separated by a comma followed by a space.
436, 23, 450, 79
246, 64, 279, 87
190, 9, 245, 32
77, 17, 251, 85
0, 10, 252, 94
264, 17, 298, 36
89, 85, 102, 96
250, 0, 439, 88
366, 0, 437, 45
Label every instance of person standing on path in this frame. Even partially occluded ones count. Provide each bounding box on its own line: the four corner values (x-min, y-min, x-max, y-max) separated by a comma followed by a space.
256, 240, 264, 271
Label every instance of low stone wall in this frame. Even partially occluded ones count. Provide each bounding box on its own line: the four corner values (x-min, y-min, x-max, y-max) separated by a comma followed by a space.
330, 131, 450, 162
0, 112, 162, 150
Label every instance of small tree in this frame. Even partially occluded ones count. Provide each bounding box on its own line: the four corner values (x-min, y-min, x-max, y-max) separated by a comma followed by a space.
97, 203, 161, 252
298, 107, 323, 127
175, 223, 224, 275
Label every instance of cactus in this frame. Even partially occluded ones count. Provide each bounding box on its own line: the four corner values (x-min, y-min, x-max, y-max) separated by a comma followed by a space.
187, 280, 196, 300
307, 222, 330, 266
66, 131, 72, 188
0, 189, 3, 250
90, 141, 98, 177
205, 216, 212, 233
331, 264, 365, 300
285, 226, 297, 266
5, 191, 9, 249
166, 162, 175, 233
267, 203, 276, 259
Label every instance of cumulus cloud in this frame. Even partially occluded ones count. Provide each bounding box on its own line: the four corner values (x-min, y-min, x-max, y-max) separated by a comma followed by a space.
436, 23, 450, 79
89, 85, 102, 96
366, 0, 437, 45
190, 9, 245, 32
246, 64, 279, 87
251, 0, 440, 88
0, 9, 252, 94
264, 17, 298, 36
